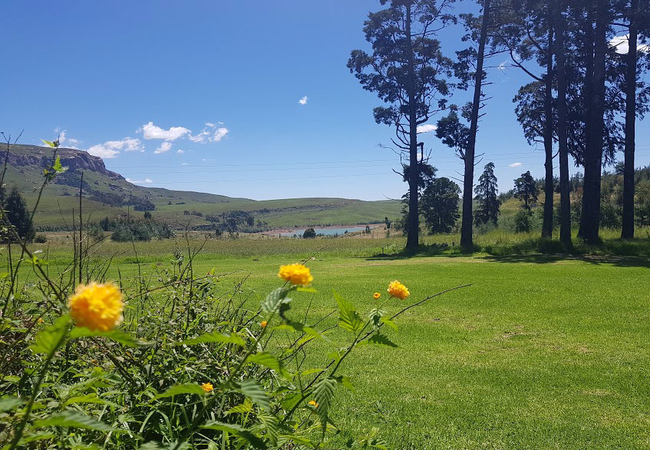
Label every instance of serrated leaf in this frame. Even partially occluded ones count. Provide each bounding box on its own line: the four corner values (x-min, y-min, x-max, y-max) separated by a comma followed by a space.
332, 375, 355, 392
246, 352, 288, 377
365, 333, 398, 348
314, 378, 336, 431
334, 291, 363, 334
380, 316, 398, 332
0, 396, 24, 413
69, 327, 149, 347
227, 398, 253, 415
261, 287, 291, 314
31, 315, 70, 354
202, 420, 268, 449
41, 139, 55, 147
155, 383, 206, 399
236, 379, 270, 411
179, 330, 245, 347
33, 410, 114, 432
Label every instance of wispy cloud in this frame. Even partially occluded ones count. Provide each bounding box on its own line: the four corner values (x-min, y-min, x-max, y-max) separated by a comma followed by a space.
87, 137, 143, 159
416, 124, 437, 134
56, 129, 81, 149
189, 122, 229, 143
177, 149, 185, 154
298, 96, 308, 105
154, 142, 173, 154
509, 162, 522, 168
126, 178, 153, 184
139, 122, 191, 141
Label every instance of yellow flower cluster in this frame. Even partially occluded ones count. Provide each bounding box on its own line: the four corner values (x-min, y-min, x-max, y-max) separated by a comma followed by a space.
373, 292, 381, 300
387, 280, 410, 300
308, 400, 318, 408
67, 282, 124, 331
278, 263, 313, 286
201, 382, 214, 393
260, 320, 268, 328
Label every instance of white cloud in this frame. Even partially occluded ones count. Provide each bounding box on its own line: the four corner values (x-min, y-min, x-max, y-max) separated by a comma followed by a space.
181, 162, 190, 166
212, 127, 228, 142
126, 178, 153, 184
87, 137, 143, 159
177, 149, 185, 154
58, 130, 81, 148
416, 124, 437, 134
509, 162, 522, 168
298, 96, 308, 105
189, 122, 229, 143
139, 121, 191, 141
154, 142, 173, 154
609, 34, 650, 55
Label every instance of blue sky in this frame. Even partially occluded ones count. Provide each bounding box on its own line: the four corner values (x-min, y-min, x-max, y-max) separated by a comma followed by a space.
2, 0, 649, 201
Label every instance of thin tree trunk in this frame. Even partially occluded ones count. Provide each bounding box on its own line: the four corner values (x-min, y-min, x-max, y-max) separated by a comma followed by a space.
579, 6, 594, 239
621, 0, 638, 239
406, 2, 419, 249
542, 20, 554, 239
461, 0, 490, 251
555, 0, 572, 249
583, 0, 607, 244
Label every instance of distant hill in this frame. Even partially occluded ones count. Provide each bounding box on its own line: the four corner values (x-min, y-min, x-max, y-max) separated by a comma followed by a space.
1, 144, 401, 230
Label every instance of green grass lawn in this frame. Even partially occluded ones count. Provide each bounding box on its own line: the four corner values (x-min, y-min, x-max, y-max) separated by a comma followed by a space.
7, 237, 650, 448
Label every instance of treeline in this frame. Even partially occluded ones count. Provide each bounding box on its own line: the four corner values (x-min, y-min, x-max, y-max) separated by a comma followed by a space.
349, 0, 650, 250
94, 215, 174, 242
185, 210, 270, 234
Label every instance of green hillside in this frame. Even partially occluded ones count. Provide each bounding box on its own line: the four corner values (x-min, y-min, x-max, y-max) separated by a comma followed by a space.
1, 144, 401, 230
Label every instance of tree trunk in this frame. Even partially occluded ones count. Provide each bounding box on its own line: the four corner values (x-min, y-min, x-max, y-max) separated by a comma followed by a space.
405, 3, 419, 249
621, 0, 638, 239
555, 0, 572, 249
461, 0, 490, 251
579, 6, 594, 239
542, 21, 554, 239
582, 0, 606, 245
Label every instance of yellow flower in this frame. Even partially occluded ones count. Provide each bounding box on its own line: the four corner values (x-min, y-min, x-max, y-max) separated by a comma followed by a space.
261, 320, 268, 328
68, 282, 124, 331
37, 317, 45, 324
387, 280, 410, 300
373, 292, 381, 300
308, 400, 318, 408
201, 382, 214, 393
278, 263, 313, 286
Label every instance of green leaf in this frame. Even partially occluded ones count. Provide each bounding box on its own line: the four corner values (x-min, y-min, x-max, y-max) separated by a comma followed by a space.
69, 327, 149, 347
33, 410, 114, 432
380, 316, 398, 332
202, 421, 267, 449
314, 377, 336, 431
365, 333, 398, 348
227, 398, 253, 415
334, 291, 363, 334
63, 393, 119, 408
261, 287, 291, 314
0, 396, 24, 413
235, 379, 270, 411
246, 352, 288, 377
332, 375, 355, 392
52, 156, 68, 174
30, 315, 70, 354
41, 139, 56, 147
179, 330, 245, 347
155, 383, 206, 399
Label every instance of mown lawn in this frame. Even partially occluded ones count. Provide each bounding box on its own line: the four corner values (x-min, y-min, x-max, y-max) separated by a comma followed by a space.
9, 238, 650, 449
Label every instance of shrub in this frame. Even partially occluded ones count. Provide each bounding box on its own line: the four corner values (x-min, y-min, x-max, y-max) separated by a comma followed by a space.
34, 234, 47, 243
303, 227, 317, 238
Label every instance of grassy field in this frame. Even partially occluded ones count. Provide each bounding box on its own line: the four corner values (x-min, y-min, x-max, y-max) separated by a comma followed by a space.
8, 234, 650, 449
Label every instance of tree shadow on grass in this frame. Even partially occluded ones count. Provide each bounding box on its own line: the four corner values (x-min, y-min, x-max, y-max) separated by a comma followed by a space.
479, 254, 650, 269
364, 244, 473, 261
